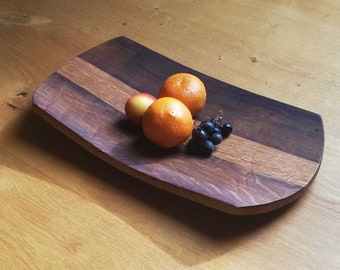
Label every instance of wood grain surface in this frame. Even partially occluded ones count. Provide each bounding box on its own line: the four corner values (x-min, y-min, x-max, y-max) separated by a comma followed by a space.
32, 37, 324, 215
0, 1, 339, 269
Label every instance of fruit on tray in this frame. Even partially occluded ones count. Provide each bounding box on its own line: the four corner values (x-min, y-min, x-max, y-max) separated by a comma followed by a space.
187, 117, 233, 157
142, 97, 193, 148
124, 93, 156, 126
158, 73, 206, 117
124, 73, 232, 152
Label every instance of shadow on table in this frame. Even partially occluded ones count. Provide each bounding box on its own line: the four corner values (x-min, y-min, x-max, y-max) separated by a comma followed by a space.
3, 110, 296, 266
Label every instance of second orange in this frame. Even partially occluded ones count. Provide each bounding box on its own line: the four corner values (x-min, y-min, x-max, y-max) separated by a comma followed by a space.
158, 73, 206, 117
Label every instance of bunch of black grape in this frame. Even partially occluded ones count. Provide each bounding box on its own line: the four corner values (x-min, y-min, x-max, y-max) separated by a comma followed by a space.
187, 115, 233, 157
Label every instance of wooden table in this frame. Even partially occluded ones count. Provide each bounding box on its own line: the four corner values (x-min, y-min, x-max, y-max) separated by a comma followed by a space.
1, 1, 339, 269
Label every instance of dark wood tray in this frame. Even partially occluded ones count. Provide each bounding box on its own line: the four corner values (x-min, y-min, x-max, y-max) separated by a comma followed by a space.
32, 36, 324, 215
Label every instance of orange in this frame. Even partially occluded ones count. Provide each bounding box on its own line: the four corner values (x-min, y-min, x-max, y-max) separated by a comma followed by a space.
142, 97, 193, 148
158, 73, 206, 116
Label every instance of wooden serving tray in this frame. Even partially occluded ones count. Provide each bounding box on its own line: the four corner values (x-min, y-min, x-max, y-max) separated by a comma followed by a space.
32, 36, 324, 215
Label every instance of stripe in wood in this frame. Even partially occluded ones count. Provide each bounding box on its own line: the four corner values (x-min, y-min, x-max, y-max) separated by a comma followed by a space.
58, 57, 138, 114
214, 135, 319, 187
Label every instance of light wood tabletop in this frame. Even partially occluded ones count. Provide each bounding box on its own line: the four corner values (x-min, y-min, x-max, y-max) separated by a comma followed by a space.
0, 1, 339, 269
